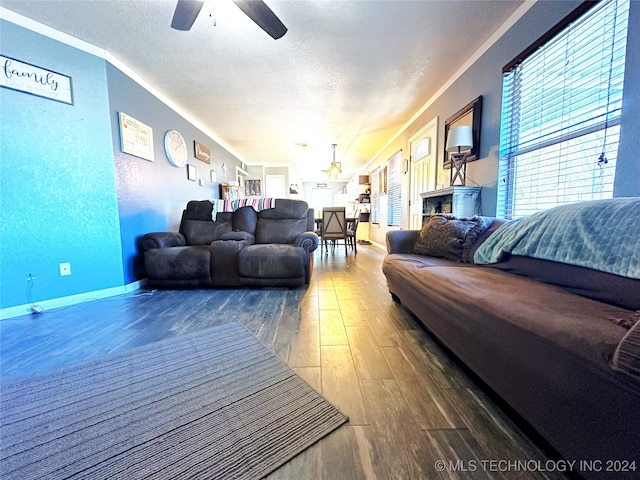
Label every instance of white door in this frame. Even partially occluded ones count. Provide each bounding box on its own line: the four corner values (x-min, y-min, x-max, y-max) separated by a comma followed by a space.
265, 175, 286, 198
409, 117, 438, 229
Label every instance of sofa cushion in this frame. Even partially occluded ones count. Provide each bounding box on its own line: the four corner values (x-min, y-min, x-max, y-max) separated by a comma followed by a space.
183, 200, 214, 220
412, 215, 489, 262
258, 199, 308, 219
491, 255, 640, 311
256, 218, 307, 244
181, 219, 231, 245
145, 245, 211, 280
238, 244, 305, 278
233, 206, 258, 234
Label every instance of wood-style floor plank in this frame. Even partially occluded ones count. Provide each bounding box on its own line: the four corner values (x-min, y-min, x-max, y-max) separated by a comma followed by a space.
345, 325, 394, 380
320, 345, 369, 426
427, 428, 498, 480
400, 328, 472, 390
288, 318, 320, 368
364, 309, 403, 347
319, 309, 348, 346
319, 425, 367, 480
381, 345, 455, 430
360, 378, 439, 479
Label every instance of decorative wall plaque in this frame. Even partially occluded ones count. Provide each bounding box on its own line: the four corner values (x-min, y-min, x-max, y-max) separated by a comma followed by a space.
194, 141, 211, 164
1, 54, 73, 105
119, 112, 154, 161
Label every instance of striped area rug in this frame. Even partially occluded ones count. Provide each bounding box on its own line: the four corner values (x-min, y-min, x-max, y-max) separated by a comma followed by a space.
0, 322, 348, 479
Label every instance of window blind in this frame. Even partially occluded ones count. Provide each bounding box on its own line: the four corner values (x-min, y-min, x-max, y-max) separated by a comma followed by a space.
498, 0, 629, 218
371, 167, 380, 224
387, 150, 402, 227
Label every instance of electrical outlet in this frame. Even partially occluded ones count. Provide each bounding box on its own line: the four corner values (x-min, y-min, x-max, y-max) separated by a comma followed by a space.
59, 262, 71, 276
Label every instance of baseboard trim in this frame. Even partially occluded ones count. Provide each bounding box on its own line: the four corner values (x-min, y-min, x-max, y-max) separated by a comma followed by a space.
0, 280, 148, 320
370, 240, 386, 251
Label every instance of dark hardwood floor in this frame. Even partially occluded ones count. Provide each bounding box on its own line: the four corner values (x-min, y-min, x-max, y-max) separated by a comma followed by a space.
0, 245, 565, 479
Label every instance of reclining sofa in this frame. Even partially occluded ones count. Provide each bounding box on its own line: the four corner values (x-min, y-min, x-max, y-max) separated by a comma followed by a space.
138, 199, 318, 288
383, 198, 640, 479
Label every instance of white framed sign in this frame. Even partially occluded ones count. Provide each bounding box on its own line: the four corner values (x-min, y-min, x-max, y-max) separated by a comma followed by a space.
118, 112, 154, 161
1, 55, 73, 105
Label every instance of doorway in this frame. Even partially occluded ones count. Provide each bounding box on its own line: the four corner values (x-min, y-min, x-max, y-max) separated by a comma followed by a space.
409, 116, 438, 229
265, 175, 286, 198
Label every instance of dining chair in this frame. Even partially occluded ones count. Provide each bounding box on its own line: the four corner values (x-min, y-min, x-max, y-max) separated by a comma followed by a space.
347, 217, 359, 253
320, 207, 348, 255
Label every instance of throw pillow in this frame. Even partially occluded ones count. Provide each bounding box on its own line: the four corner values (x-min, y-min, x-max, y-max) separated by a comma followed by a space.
412, 214, 489, 262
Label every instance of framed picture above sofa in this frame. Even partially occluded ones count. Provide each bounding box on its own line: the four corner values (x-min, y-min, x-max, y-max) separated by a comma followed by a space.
245, 179, 262, 196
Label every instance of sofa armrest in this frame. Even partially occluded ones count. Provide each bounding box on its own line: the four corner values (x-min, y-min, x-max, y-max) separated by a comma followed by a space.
295, 231, 319, 253
386, 230, 419, 254
138, 232, 186, 252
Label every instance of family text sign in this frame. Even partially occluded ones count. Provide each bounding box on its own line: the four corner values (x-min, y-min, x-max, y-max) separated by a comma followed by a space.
1, 55, 74, 105
118, 112, 155, 162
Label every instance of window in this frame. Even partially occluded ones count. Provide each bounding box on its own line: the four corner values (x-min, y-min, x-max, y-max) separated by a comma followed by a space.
413, 138, 431, 161
371, 168, 380, 224
387, 150, 402, 227
498, 0, 629, 218
311, 187, 333, 217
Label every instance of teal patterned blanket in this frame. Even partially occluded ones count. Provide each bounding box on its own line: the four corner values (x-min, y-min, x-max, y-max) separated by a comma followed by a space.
474, 198, 640, 279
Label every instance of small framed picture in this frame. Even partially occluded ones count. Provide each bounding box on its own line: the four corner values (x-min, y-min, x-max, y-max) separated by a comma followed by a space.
210, 169, 216, 183
245, 179, 262, 196
187, 164, 197, 181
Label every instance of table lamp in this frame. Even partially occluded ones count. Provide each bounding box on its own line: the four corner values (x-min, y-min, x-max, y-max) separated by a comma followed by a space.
446, 125, 473, 186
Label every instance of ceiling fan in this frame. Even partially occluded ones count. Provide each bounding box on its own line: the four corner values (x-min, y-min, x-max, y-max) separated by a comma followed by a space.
171, 0, 287, 39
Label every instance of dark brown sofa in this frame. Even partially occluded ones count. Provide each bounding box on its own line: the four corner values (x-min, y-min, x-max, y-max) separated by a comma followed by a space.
383, 198, 640, 479
138, 199, 318, 288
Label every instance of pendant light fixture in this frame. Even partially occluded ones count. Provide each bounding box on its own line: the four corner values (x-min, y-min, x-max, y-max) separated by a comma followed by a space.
329, 144, 342, 179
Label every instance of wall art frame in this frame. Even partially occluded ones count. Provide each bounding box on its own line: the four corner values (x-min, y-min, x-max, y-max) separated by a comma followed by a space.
119, 112, 154, 162
0, 54, 74, 105
245, 179, 262, 196
194, 141, 211, 164
187, 164, 197, 181
443, 95, 482, 169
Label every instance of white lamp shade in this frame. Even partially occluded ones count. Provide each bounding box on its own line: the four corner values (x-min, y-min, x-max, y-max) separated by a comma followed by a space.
446, 125, 473, 153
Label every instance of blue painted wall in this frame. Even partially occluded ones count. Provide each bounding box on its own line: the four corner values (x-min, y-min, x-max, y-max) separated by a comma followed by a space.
106, 65, 243, 284
0, 21, 124, 309
0, 19, 244, 309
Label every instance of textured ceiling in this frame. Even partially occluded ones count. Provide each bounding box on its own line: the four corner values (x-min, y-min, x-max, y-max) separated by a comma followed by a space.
0, 0, 523, 181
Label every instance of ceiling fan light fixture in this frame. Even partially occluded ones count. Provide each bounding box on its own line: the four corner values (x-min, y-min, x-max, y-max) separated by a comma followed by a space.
329, 162, 342, 179
328, 143, 341, 179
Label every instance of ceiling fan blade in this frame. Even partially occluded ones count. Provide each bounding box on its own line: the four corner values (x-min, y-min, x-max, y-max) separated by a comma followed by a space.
171, 0, 204, 31
233, 0, 287, 39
